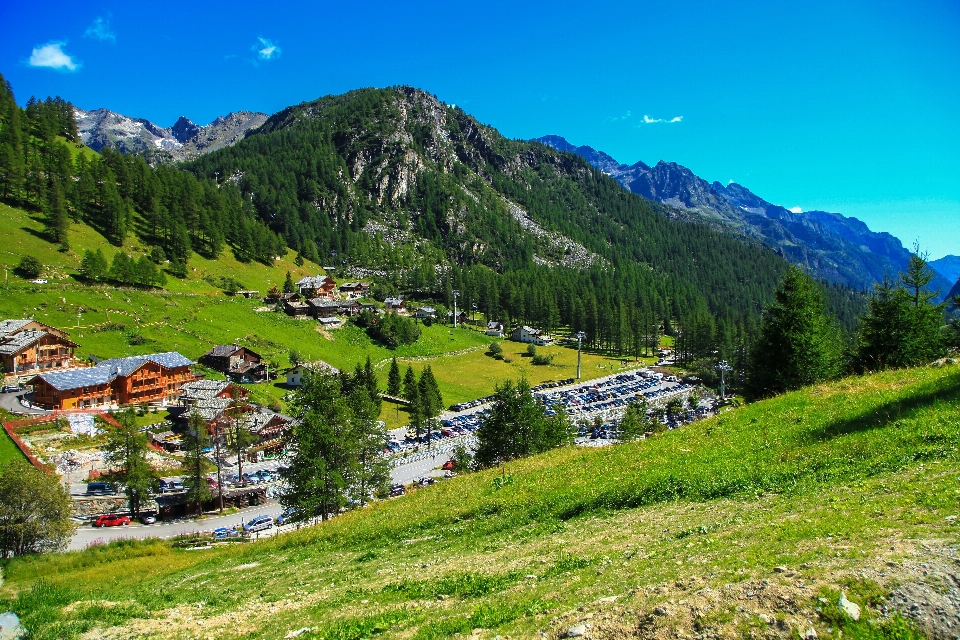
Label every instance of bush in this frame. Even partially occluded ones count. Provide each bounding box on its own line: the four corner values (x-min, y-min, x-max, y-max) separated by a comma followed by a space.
488, 342, 503, 359
531, 353, 554, 365
16, 256, 42, 279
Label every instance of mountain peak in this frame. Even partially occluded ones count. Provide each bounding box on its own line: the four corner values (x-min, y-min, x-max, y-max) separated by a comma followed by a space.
170, 116, 201, 143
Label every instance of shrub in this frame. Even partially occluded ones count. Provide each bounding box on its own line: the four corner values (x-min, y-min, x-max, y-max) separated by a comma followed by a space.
15, 256, 42, 279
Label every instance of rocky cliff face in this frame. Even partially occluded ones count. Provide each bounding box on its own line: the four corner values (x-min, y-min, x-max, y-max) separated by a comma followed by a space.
536, 135, 951, 297
74, 107, 267, 162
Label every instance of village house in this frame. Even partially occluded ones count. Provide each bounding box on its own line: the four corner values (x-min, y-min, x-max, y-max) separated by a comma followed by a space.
383, 297, 406, 313
0, 319, 79, 376
198, 345, 268, 383
337, 300, 361, 316
296, 275, 337, 299
28, 352, 197, 410
414, 307, 437, 320
284, 361, 339, 387
485, 321, 505, 337
305, 298, 340, 319
283, 299, 310, 317
338, 282, 370, 299
510, 325, 553, 346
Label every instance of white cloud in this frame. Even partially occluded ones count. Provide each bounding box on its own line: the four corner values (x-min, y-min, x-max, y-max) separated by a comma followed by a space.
789, 206, 803, 214
28, 42, 80, 71
256, 37, 281, 60
641, 115, 683, 124
84, 17, 115, 42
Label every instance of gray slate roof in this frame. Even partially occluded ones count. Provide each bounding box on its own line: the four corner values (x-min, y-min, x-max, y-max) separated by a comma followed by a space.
36, 352, 194, 391
179, 379, 232, 401
0, 329, 47, 355
0, 319, 32, 338
204, 344, 241, 358
98, 352, 194, 377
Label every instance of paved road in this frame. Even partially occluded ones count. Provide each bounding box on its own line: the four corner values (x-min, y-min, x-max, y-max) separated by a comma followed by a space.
69, 502, 287, 550
0, 390, 48, 416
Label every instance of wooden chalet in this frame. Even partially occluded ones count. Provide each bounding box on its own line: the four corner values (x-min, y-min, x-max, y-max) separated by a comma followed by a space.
306, 298, 340, 319
198, 344, 268, 383
338, 282, 370, 298
283, 300, 310, 317
296, 275, 337, 299
0, 319, 78, 376
29, 352, 197, 410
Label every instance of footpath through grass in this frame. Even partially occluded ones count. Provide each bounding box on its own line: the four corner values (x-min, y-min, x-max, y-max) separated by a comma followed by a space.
3, 363, 958, 639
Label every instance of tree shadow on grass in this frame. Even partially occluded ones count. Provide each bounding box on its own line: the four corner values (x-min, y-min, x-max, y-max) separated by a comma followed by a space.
816, 369, 960, 441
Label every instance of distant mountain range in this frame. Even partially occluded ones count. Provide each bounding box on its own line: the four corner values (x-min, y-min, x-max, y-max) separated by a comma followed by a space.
535, 136, 953, 299
74, 107, 268, 162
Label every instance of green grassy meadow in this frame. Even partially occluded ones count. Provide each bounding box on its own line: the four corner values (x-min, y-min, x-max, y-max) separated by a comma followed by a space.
4, 363, 958, 639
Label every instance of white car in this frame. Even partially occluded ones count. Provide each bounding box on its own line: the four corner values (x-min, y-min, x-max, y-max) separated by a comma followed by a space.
243, 515, 274, 533
31, 279, 47, 284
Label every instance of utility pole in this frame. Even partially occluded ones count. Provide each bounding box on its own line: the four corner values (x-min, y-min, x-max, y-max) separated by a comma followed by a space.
576, 331, 586, 380
716, 360, 732, 399
452, 290, 459, 329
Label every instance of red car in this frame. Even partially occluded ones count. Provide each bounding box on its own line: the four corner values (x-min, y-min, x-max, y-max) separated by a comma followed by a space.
94, 514, 130, 527
441, 460, 455, 471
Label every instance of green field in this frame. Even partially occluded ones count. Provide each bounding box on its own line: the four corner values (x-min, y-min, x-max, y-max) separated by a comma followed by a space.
4, 363, 957, 639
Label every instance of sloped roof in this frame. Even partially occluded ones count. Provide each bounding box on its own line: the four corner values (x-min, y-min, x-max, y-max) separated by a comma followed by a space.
33, 366, 116, 391
307, 298, 340, 308
179, 379, 233, 401
98, 352, 194, 377
0, 319, 32, 338
203, 344, 241, 358
34, 352, 194, 391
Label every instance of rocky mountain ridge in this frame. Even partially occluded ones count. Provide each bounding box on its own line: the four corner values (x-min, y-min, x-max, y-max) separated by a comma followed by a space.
74, 107, 267, 162
535, 135, 952, 297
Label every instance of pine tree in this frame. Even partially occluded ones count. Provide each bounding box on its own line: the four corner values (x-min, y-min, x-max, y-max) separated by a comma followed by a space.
473, 377, 573, 468
182, 412, 212, 516
618, 399, 651, 442
44, 179, 69, 248
79, 248, 108, 282
280, 372, 362, 520
746, 267, 843, 399
283, 271, 295, 294
104, 409, 155, 518
402, 365, 421, 436
387, 357, 401, 397
857, 251, 946, 369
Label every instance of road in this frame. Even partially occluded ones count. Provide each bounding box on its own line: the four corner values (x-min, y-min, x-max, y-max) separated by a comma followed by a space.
69, 502, 287, 551
0, 389, 48, 416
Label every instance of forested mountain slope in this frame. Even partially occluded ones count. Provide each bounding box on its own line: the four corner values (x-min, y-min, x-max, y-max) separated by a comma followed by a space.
535, 135, 951, 298
185, 86, 864, 340
0, 76, 864, 360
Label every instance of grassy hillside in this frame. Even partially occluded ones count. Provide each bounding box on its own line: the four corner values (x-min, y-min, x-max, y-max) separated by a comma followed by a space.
4, 363, 958, 639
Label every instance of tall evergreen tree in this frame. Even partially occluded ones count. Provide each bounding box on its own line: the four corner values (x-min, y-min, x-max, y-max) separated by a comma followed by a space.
387, 357, 402, 397
182, 411, 213, 515
402, 365, 421, 436
473, 377, 574, 468
856, 251, 946, 369
746, 267, 843, 399
104, 409, 155, 518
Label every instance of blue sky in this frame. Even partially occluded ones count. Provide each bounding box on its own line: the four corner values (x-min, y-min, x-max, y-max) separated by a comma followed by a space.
2, 1, 958, 260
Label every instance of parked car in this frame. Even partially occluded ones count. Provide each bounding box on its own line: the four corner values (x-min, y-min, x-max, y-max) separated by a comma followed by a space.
94, 514, 130, 527
213, 527, 239, 539
441, 460, 455, 471
243, 515, 274, 533
158, 479, 184, 493
419, 476, 435, 486
139, 514, 157, 525
276, 508, 296, 525
1, 385, 20, 393
389, 483, 405, 497
86, 482, 117, 496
